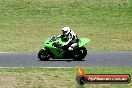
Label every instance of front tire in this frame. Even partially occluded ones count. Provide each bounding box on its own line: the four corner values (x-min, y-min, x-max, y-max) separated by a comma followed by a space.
38, 49, 51, 61
72, 47, 87, 61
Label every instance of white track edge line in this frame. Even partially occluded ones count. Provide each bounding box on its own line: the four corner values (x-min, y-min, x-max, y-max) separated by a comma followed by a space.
0, 67, 75, 68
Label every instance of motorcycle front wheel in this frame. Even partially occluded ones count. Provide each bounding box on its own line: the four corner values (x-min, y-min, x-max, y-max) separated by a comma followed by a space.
38, 49, 51, 61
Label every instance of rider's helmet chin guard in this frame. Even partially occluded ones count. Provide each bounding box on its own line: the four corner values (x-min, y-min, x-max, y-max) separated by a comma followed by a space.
62, 27, 71, 36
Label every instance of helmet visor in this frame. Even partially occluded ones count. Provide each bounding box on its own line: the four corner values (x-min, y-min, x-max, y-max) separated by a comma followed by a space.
62, 30, 68, 35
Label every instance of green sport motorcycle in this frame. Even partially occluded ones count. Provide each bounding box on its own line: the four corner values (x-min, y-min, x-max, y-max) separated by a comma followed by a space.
38, 35, 90, 61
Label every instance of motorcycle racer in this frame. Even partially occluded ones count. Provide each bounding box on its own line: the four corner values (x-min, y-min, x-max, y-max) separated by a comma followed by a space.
38, 27, 90, 61
57, 27, 79, 51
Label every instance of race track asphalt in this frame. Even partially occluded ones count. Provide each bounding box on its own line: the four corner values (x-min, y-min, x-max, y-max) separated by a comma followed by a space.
0, 51, 132, 67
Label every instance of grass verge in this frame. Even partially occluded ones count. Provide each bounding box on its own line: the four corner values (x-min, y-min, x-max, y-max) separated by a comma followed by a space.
0, 67, 131, 88
0, 0, 132, 51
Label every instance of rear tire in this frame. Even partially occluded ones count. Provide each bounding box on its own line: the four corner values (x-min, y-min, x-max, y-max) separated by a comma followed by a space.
38, 49, 51, 61
72, 47, 87, 61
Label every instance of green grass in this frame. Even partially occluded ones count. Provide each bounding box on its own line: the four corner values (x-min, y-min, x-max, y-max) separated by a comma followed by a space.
0, 67, 131, 88
0, 0, 132, 51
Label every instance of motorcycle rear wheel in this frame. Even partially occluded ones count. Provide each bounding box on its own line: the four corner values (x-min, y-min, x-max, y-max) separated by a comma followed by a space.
72, 47, 87, 61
